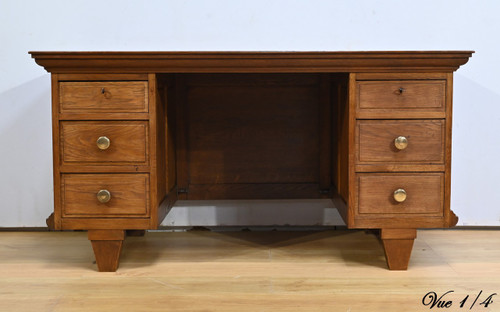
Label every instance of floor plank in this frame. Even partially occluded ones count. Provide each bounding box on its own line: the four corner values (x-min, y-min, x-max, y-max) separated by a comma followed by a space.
0, 229, 499, 311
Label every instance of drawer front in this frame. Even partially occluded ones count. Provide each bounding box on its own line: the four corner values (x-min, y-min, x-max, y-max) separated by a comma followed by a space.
357, 173, 443, 215
357, 80, 445, 111
59, 81, 148, 113
60, 121, 148, 165
357, 120, 444, 163
62, 174, 149, 217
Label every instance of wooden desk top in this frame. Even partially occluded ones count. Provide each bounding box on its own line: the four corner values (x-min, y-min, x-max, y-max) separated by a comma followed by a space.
30, 51, 473, 73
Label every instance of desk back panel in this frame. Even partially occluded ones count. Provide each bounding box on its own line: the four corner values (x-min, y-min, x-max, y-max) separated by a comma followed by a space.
172, 73, 332, 200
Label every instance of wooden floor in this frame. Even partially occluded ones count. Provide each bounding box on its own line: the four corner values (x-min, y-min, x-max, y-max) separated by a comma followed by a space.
0, 229, 499, 312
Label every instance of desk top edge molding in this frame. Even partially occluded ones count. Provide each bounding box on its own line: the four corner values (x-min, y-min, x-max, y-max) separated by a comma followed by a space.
29, 51, 474, 74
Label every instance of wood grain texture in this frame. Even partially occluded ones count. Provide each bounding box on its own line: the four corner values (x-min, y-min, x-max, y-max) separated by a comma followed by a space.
157, 189, 177, 226
351, 72, 454, 233
444, 73, 454, 227
88, 230, 125, 272
357, 173, 443, 215
51, 74, 62, 230
331, 82, 339, 193
381, 228, 416, 270
331, 75, 349, 224
355, 164, 445, 172
60, 121, 148, 165
175, 75, 189, 200
88, 229, 125, 241
59, 164, 151, 173
381, 228, 417, 240
319, 74, 332, 191
59, 81, 148, 113
356, 111, 446, 119
58, 112, 150, 121
164, 78, 177, 194
61, 174, 149, 217
147, 74, 162, 229
185, 74, 320, 186
2, 229, 499, 312
338, 80, 349, 203
156, 76, 178, 225
61, 218, 151, 230
31, 52, 474, 271
357, 80, 445, 110
29, 51, 474, 74
154, 74, 167, 227
187, 183, 325, 200
356, 72, 449, 80
356, 119, 445, 164
353, 216, 445, 229
355, 77, 448, 119
346, 73, 357, 228
90, 240, 123, 272
58, 73, 149, 81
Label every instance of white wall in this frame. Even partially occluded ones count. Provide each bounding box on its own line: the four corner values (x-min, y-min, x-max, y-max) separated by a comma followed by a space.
1, 0, 498, 227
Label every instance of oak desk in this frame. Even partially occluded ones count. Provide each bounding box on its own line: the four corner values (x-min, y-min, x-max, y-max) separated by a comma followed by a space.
30, 51, 473, 271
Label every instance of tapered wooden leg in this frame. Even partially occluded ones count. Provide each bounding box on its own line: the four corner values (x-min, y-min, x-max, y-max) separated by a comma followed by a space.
88, 230, 125, 272
381, 228, 416, 270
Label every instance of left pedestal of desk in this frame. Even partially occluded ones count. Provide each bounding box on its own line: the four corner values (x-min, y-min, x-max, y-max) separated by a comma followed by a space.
49, 73, 170, 272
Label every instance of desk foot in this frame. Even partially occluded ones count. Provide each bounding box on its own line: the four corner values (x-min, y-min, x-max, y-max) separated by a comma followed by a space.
449, 210, 459, 227
88, 230, 125, 272
381, 228, 416, 270
46, 213, 55, 231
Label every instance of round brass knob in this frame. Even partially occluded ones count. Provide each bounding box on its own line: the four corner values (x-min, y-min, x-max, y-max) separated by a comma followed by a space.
96, 136, 110, 150
97, 190, 111, 203
394, 136, 408, 150
393, 188, 407, 203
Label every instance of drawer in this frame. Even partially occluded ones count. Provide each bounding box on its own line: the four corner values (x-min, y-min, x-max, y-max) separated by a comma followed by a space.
59, 81, 148, 113
357, 173, 443, 215
60, 121, 148, 165
357, 120, 444, 163
357, 80, 445, 111
62, 174, 149, 217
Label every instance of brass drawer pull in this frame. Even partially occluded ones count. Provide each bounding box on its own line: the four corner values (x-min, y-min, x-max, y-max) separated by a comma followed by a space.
394, 136, 408, 150
96, 189, 111, 203
398, 87, 405, 94
96, 136, 111, 150
393, 188, 407, 203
